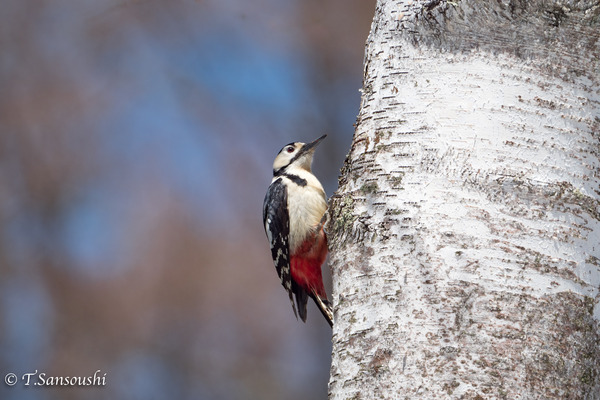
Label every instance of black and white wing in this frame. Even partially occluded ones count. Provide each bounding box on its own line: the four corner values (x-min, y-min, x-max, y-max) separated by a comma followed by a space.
263, 178, 298, 318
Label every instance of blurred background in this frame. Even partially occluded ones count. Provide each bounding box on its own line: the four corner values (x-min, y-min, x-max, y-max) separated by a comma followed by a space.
0, 0, 374, 399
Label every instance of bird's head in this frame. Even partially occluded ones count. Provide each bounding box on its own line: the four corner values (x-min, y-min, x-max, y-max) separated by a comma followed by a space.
272, 134, 326, 175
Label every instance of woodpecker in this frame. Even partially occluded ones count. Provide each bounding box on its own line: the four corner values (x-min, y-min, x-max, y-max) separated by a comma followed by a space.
263, 135, 333, 327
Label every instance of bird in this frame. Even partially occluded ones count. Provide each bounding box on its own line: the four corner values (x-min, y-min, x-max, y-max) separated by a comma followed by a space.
262, 134, 333, 327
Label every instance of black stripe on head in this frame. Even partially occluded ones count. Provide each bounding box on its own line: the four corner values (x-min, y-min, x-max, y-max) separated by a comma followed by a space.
273, 142, 300, 176
287, 147, 306, 167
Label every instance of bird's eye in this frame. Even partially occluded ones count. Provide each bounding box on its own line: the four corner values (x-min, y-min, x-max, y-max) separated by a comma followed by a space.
286, 146, 295, 153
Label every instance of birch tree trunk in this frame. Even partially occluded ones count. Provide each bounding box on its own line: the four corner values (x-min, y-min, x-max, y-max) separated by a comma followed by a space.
327, 0, 600, 398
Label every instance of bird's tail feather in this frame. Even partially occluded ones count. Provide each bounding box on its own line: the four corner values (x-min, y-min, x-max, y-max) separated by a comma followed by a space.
295, 288, 308, 322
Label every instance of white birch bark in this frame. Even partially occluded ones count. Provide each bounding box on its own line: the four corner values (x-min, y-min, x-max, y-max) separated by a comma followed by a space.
327, 0, 600, 398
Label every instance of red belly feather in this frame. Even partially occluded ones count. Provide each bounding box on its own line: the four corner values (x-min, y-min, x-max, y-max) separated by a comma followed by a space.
290, 228, 328, 298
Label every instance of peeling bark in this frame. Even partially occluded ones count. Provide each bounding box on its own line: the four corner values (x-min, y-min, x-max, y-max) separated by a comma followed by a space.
328, 0, 600, 398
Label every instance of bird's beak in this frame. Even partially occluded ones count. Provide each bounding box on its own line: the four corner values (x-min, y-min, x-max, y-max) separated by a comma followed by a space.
302, 134, 327, 154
